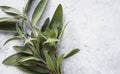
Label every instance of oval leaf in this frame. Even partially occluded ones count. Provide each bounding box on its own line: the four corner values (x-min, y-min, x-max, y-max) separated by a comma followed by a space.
49, 4, 63, 33
2, 53, 29, 65
64, 49, 80, 58
32, 0, 48, 25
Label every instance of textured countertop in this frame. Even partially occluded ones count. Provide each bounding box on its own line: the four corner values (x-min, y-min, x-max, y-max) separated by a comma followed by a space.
0, 0, 120, 74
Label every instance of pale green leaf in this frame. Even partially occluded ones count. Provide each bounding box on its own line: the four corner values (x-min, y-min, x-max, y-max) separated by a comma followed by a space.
32, 0, 48, 25
0, 6, 22, 16
43, 38, 59, 45
24, 38, 38, 45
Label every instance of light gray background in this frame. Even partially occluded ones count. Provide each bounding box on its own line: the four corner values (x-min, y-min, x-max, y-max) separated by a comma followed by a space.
0, 0, 120, 74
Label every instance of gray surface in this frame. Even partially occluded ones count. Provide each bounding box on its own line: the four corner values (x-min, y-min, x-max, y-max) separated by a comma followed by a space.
0, 0, 120, 74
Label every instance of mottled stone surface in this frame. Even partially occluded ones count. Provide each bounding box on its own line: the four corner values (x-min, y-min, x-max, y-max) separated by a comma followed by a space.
1, 0, 120, 74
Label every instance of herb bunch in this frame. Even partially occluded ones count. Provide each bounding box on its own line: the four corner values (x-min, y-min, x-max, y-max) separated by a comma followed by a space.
0, 0, 80, 74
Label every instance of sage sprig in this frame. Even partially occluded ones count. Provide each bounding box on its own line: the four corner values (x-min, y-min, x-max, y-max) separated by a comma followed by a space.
0, 0, 80, 74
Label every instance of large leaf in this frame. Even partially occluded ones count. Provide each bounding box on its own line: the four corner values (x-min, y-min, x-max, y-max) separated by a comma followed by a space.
2, 53, 30, 65
13, 46, 32, 54
64, 49, 80, 58
49, 4, 63, 33
4, 36, 21, 45
0, 6, 22, 17
32, 0, 48, 25
0, 17, 17, 33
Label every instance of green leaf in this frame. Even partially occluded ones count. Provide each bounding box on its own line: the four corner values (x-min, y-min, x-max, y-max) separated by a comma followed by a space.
4, 36, 21, 45
0, 17, 17, 33
2, 53, 29, 65
57, 54, 64, 69
49, 4, 63, 33
64, 49, 80, 58
41, 18, 50, 32
44, 49, 55, 71
32, 0, 48, 25
17, 65, 39, 74
23, 0, 33, 14
17, 65, 49, 74
0, 6, 22, 17
13, 46, 32, 54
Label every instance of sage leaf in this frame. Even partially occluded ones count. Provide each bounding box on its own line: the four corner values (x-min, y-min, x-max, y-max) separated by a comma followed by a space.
57, 54, 64, 70
41, 18, 50, 32
64, 49, 80, 58
44, 49, 55, 71
0, 17, 17, 33
2, 53, 29, 65
4, 36, 21, 45
13, 46, 32, 54
49, 4, 63, 33
17, 65, 49, 74
23, 0, 33, 14
32, 0, 48, 25
0, 6, 22, 17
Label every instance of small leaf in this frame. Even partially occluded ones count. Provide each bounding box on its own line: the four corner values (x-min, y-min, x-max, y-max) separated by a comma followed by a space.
32, 0, 48, 25
0, 6, 22, 17
64, 49, 80, 58
49, 4, 63, 33
13, 46, 32, 54
4, 36, 21, 45
2, 53, 29, 65
0, 17, 17, 33
41, 18, 50, 32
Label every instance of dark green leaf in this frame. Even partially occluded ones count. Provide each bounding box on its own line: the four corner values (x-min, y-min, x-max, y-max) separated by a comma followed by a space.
4, 36, 21, 45
32, 0, 48, 25
0, 6, 22, 17
0, 17, 17, 33
64, 49, 80, 58
13, 46, 32, 54
41, 18, 50, 32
